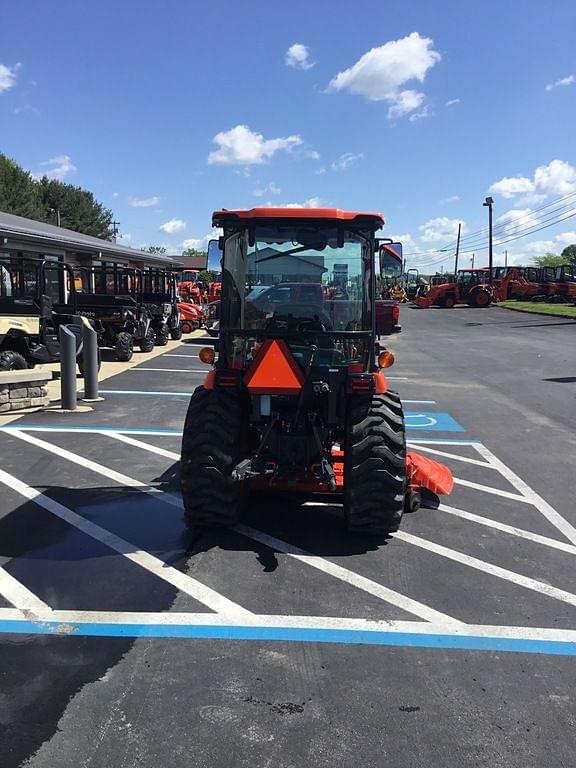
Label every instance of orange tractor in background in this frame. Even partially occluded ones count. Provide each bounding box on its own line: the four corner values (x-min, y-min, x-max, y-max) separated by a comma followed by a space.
180, 207, 453, 535
414, 269, 494, 308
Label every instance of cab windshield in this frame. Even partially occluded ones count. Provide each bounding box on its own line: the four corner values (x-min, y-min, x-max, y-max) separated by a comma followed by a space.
222, 225, 372, 332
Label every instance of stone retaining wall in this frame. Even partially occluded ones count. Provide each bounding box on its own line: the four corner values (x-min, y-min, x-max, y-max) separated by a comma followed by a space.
0, 372, 51, 412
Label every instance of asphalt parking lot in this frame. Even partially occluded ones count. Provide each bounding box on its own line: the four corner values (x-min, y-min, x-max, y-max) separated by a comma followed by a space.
1, 305, 575, 768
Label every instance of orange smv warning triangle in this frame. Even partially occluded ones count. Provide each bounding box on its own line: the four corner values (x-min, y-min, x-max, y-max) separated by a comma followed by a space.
244, 339, 305, 395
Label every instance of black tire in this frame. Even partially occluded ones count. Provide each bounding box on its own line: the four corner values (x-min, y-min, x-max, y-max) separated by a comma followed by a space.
180, 321, 193, 334
115, 332, 134, 362
139, 327, 155, 353
344, 391, 407, 535
155, 324, 170, 346
0, 350, 28, 371
470, 289, 492, 308
180, 386, 245, 530
170, 326, 183, 340
442, 295, 456, 308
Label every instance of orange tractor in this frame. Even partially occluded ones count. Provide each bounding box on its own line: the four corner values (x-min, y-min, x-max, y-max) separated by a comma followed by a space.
180, 207, 453, 535
414, 269, 494, 308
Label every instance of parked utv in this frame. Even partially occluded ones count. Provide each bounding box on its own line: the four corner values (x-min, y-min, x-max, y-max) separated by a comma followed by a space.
74, 264, 155, 362
138, 268, 182, 344
0, 255, 87, 371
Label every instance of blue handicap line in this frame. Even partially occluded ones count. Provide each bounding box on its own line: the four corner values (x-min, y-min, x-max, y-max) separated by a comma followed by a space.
0, 618, 574, 655
404, 411, 465, 432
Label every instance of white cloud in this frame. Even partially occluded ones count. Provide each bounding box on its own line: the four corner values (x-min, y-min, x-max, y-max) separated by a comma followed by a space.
389, 232, 418, 254
305, 150, 321, 160
388, 90, 424, 119
545, 74, 575, 91
314, 167, 327, 175
119, 232, 132, 243
181, 230, 223, 251
408, 105, 431, 122
112, 192, 119, 198
327, 32, 440, 119
253, 182, 281, 197
0, 62, 21, 94
279, 197, 325, 209
489, 159, 576, 201
419, 217, 466, 243
441, 195, 460, 204
534, 159, 576, 195
331, 152, 363, 171
489, 176, 534, 199
554, 230, 576, 247
12, 104, 39, 116
208, 124, 303, 165
496, 208, 537, 236
33, 154, 77, 180
285, 43, 314, 70
130, 196, 161, 208
446, 98, 460, 106
160, 218, 186, 234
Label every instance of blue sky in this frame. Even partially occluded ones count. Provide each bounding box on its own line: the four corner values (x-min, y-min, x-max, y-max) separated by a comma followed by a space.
1, 0, 576, 271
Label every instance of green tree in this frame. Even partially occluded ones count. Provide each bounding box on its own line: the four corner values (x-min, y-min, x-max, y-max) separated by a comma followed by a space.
198, 270, 211, 282
561, 244, 576, 264
0, 154, 45, 220
533, 252, 565, 267
183, 248, 207, 259
37, 177, 113, 239
146, 246, 167, 254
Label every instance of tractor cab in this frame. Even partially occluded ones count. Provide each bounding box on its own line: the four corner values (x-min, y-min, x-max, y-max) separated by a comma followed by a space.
179, 208, 453, 537
0, 255, 84, 370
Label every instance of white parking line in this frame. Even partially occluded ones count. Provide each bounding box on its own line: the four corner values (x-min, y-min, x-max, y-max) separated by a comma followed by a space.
106, 432, 181, 461
407, 443, 496, 468
396, 530, 576, 608
164, 354, 201, 358
235, 524, 462, 625
438, 504, 576, 555
6, 430, 461, 624
0, 467, 251, 617
0, 565, 50, 613
474, 442, 576, 547
453, 477, 531, 502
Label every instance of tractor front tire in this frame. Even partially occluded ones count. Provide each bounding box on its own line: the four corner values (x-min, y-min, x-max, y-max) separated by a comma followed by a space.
0, 350, 27, 371
139, 327, 155, 353
155, 323, 170, 346
170, 326, 183, 340
181, 386, 245, 530
115, 332, 134, 362
344, 391, 407, 535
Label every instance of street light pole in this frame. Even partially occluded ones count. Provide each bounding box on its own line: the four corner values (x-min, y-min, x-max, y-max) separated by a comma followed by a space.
49, 208, 61, 227
483, 196, 494, 284
454, 222, 462, 278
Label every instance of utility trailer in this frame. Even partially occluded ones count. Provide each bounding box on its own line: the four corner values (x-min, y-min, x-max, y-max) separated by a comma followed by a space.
180, 207, 453, 535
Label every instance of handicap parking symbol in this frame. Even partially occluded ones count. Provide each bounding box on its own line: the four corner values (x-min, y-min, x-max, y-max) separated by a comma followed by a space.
404, 411, 465, 432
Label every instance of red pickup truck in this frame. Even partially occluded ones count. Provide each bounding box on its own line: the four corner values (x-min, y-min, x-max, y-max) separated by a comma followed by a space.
206, 282, 401, 336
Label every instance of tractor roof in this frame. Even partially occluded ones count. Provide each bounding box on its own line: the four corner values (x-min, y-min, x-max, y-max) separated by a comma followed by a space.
212, 207, 385, 228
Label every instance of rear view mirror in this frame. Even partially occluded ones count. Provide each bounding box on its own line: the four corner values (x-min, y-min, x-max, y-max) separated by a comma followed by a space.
379, 241, 404, 278
207, 239, 223, 273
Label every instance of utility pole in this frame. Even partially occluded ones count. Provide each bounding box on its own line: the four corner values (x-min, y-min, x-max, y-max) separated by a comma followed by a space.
504, 250, 508, 267
111, 221, 121, 243
483, 196, 494, 284
471, 253, 475, 268
454, 222, 462, 278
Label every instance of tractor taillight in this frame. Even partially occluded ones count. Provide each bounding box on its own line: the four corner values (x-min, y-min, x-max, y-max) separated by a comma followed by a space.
215, 369, 242, 388
347, 375, 376, 394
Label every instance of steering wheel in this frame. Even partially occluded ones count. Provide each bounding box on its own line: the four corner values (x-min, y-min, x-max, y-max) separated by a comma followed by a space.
269, 302, 333, 330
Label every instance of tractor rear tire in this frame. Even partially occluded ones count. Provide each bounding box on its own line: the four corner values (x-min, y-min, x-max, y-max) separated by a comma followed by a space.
344, 391, 407, 535
181, 386, 245, 530
170, 326, 183, 340
115, 332, 134, 362
0, 350, 27, 371
155, 324, 170, 346
442, 295, 456, 308
139, 327, 155, 353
